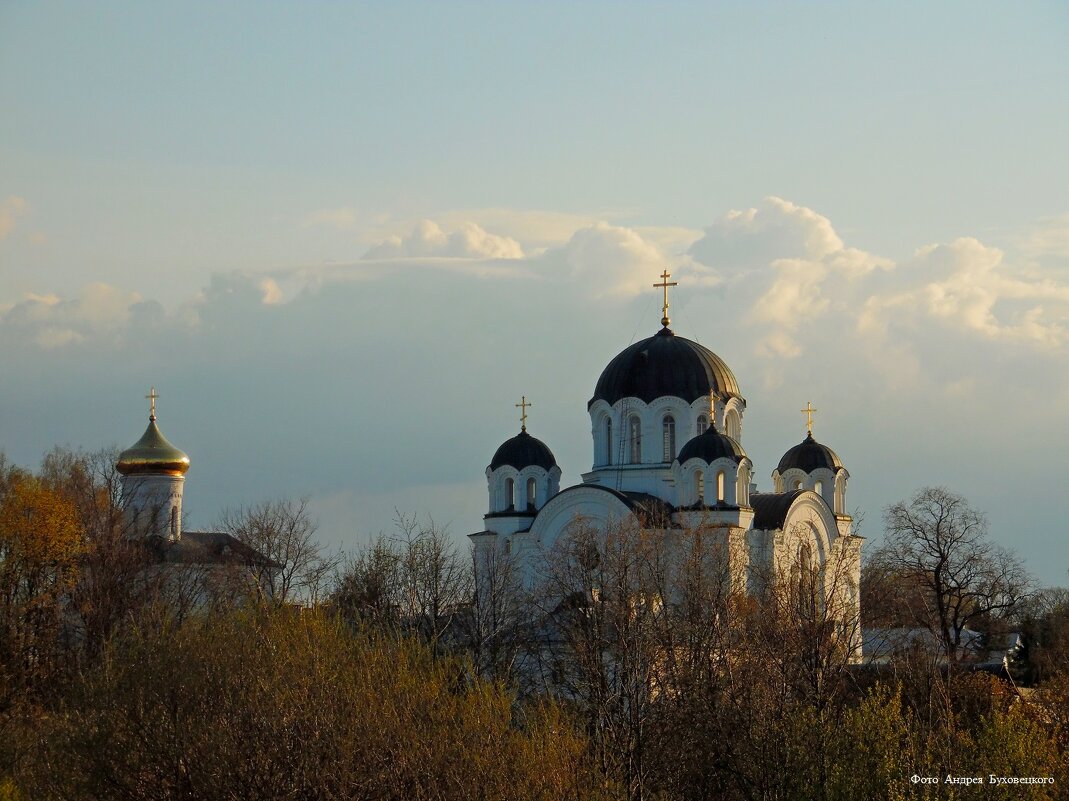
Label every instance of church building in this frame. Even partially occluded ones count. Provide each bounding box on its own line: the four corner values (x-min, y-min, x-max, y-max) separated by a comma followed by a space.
116, 389, 279, 593
471, 274, 862, 657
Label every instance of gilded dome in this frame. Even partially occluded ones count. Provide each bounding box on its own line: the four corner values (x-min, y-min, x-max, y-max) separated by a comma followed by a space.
116, 417, 191, 476
589, 327, 741, 409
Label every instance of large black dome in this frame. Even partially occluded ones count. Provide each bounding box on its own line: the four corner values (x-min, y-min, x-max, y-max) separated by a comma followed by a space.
589, 328, 741, 409
776, 433, 844, 474
489, 430, 557, 471
676, 428, 747, 465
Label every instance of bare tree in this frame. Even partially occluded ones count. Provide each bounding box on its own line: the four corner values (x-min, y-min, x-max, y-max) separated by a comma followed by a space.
331, 534, 404, 629
330, 514, 471, 654
873, 486, 1031, 663
219, 497, 339, 606
395, 512, 472, 654
465, 544, 527, 683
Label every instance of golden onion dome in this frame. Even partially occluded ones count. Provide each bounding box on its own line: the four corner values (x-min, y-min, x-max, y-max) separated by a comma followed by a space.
116, 416, 191, 476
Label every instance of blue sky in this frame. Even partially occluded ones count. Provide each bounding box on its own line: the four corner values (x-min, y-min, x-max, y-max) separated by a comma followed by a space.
2, 2, 1068, 582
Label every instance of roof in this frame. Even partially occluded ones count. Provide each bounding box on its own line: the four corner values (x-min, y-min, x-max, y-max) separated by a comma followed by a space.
146, 531, 282, 569
676, 428, 747, 465
776, 433, 844, 474
117, 416, 191, 476
589, 327, 741, 408
489, 430, 557, 471
750, 490, 805, 530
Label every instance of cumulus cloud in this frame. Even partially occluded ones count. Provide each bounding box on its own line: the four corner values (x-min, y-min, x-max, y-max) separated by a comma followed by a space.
0, 283, 142, 349
0, 196, 27, 240
686, 197, 890, 358
364, 220, 524, 260
690, 196, 847, 268
859, 237, 1069, 347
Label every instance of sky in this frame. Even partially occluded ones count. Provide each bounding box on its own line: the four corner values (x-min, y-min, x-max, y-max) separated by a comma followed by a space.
1, 2, 1068, 583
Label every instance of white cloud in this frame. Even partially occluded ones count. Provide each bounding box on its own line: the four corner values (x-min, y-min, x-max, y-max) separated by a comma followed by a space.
0, 283, 142, 349
0, 196, 27, 240
860, 237, 1069, 347
689, 196, 847, 269
364, 220, 524, 260
548, 222, 665, 297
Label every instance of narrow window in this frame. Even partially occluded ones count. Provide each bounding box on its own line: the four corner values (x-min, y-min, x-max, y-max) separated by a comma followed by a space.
662, 415, 676, 462
716, 471, 726, 502
794, 480, 803, 490
695, 470, 704, 503
696, 415, 708, 436
526, 477, 537, 510
814, 480, 823, 496
505, 478, 515, 510
170, 506, 178, 537
726, 409, 741, 440
628, 416, 642, 463
605, 417, 613, 465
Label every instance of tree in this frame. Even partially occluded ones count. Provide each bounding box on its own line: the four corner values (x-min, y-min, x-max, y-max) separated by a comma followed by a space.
873, 487, 1030, 663
330, 514, 471, 653
219, 497, 339, 605
27, 609, 599, 801
0, 471, 83, 711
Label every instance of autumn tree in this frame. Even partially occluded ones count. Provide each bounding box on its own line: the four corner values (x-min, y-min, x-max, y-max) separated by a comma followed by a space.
27, 609, 600, 801
0, 470, 83, 711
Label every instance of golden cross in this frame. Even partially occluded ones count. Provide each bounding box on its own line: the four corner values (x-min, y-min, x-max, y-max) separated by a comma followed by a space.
515, 395, 531, 432
146, 386, 159, 420
801, 401, 817, 436
708, 389, 717, 428
653, 269, 678, 328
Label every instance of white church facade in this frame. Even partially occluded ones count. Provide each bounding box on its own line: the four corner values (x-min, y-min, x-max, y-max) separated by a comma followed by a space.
470, 274, 862, 657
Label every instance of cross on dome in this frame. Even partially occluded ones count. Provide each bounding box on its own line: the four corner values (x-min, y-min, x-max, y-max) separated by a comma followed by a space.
801, 401, 817, 436
515, 395, 532, 432
146, 386, 159, 420
653, 270, 678, 328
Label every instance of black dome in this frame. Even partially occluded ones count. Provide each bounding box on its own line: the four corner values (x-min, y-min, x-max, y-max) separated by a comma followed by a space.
490, 430, 557, 471
676, 428, 747, 465
589, 328, 741, 408
776, 434, 844, 474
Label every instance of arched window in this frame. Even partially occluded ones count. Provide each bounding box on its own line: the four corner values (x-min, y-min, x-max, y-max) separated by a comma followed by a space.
662, 415, 676, 462
505, 478, 515, 510
716, 471, 726, 502
814, 480, 823, 496
605, 417, 613, 465
526, 477, 537, 510
725, 409, 741, 440
170, 506, 178, 537
794, 480, 803, 490
628, 416, 642, 463
696, 415, 708, 436
695, 469, 704, 503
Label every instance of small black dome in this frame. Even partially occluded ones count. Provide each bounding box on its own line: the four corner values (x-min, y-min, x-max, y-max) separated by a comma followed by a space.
676, 428, 747, 465
589, 328, 741, 409
490, 430, 557, 471
776, 433, 844, 474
